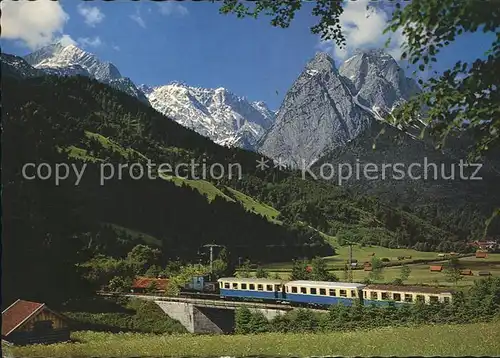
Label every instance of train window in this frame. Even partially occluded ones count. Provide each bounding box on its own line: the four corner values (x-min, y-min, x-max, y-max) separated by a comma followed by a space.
257, 284, 264, 291
364, 291, 367, 299
224, 283, 230, 289
275, 285, 281, 291
370, 291, 378, 300
350, 290, 356, 298
416, 295, 425, 302
241, 283, 247, 290
404, 294, 413, 302
339, 290, 347, 297
232, 283, 238, 289
329, 289, 336, 296
429, 295, 439, 303
300, 287, 307, 294
291, 286, 298, 293
319, 288, 326, 295
249, 284, 255, 290
266, 285, 273, 291
310, 288, 317, 295
443, 296, 450, 304
381, 292, 389, 300
393, 293, 401, 301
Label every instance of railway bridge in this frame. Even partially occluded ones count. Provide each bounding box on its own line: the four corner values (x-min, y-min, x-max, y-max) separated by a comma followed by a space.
126, 294, 296, 334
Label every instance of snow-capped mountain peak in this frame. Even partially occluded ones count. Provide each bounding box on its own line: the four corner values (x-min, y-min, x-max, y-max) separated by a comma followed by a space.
24, 43, 147, 103
23, 43, 274, 149
30, 44, 122, 81
137, 84, 155, 95
144, 84, 275, 149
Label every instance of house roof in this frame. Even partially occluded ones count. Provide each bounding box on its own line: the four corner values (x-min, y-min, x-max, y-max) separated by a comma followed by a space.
430, 265, 443, 271
132, 277, 169, 290
2, 299, 45, 337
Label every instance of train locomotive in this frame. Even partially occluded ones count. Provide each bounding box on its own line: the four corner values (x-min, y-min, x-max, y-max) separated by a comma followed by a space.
217, 277, 453, 307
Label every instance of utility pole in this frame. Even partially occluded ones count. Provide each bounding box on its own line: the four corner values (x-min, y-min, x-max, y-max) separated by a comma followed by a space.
202, 244, 224, 280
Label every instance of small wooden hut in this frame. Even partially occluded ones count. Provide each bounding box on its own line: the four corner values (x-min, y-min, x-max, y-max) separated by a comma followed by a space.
430, 265, 443, 272
2, 299, 70, 345
475, 251, 488, 259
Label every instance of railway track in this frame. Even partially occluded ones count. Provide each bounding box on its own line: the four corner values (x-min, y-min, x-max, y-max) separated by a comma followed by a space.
178, 291, 221, 300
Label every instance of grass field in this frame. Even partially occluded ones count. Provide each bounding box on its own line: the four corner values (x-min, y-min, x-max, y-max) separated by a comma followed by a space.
63, 131, 148, 163
261, 242, 447, 271
85, 131, 148, 161
7, 321, 500, 357
157, 176, 285, 220
66, 145, 103, 162
330, 255, 500, 287
104, 223, 163, 248
263, 253, 500, 288
225, 186, 281, 223
159, 173, 234, 202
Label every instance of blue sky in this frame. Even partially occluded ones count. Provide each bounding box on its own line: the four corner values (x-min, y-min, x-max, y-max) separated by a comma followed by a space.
1, 0, 495, 110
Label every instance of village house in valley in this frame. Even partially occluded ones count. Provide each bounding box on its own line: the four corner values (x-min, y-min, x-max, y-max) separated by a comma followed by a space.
2, 299, 70, 345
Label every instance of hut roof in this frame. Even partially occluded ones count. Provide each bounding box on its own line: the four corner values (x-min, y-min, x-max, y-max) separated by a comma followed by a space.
2, 300, 45, 337
478, 271, 491, 276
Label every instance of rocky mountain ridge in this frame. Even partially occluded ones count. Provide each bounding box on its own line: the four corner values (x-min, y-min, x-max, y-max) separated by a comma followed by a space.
21, 42, 276, 149
13, 43, 429, 159
257, 50, 424, 166
23, 43, 149, 104
143, 82, 275, 148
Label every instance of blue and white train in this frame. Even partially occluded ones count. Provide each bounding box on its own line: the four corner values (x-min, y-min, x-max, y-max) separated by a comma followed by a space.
217, 277, 453, 307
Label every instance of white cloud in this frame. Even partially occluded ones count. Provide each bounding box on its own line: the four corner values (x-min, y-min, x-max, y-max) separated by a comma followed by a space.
157, 2, 189, 16
78, 36, 103, 48
77, 4, 105, 27
130, 8, 146, 28
319, 0, 406, 63
112, 44, 121, 52
58, 34, 77, 47
0, 0, 69, 49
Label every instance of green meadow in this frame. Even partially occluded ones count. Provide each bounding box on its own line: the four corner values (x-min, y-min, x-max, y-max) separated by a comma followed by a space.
8, 321, 500, 357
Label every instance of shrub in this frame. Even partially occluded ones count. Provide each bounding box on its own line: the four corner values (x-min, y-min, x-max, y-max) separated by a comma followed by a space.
64, 298, 186, 334
392, 278, 404, 285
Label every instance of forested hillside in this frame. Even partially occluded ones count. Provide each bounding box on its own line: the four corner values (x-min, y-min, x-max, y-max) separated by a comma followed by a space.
2, 61, 497, 305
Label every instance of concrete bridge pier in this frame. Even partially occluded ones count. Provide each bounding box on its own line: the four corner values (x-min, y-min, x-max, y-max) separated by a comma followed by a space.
155, 300, 288, 334
155, 301, 235, 334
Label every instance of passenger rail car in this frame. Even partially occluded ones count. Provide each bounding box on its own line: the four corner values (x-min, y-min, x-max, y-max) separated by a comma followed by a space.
218, 277, 284, 301
363, 284, 453, 306
217, 278, 454, 307
285, 281, 365, 306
